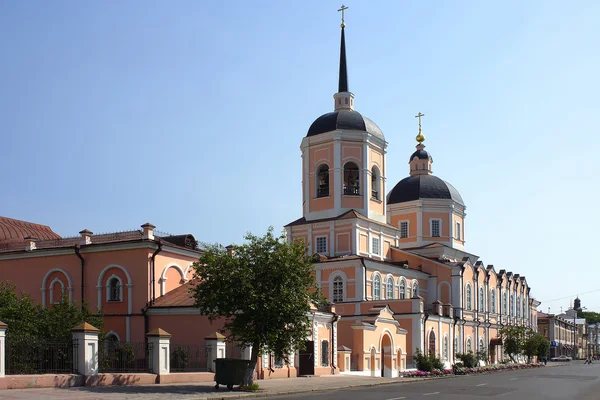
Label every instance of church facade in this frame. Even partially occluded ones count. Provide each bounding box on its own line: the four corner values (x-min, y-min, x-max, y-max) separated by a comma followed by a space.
285, 21, 540, 376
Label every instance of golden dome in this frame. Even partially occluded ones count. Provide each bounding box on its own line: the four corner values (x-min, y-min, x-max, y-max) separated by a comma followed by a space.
416, 131, 425, 143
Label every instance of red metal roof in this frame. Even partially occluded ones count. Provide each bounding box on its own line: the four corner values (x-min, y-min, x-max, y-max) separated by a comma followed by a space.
151, 280, 198, 308
0, 216, 61, 242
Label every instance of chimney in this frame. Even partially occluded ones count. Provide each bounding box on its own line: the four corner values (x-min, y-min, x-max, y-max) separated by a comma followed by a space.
225, 245, 234, 256
24, 236, 37, 251
142, 223, 156, 240
79, 229, 93, 245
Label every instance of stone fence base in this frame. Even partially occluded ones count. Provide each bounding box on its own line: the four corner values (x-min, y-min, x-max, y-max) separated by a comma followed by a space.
0, 372, 215, 390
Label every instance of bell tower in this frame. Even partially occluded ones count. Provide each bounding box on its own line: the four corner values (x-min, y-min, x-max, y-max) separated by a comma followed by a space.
299, 8, 387, 223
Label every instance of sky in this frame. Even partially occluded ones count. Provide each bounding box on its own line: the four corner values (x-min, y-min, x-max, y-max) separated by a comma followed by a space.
1, 1, 599, 314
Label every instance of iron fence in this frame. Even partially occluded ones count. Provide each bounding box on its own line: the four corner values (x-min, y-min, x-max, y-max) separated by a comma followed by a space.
170, 344, 208, 372
5, 336, 78, 375
98, 340, 153, 373
225, 341, 246, 359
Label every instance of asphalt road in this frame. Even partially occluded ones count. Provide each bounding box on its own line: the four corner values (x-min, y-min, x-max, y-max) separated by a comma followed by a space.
271, 362, 600, 400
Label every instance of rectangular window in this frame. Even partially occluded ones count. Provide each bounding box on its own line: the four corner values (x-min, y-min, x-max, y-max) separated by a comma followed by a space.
431, 220, 441, 237
321, 341, 330, 366
400, 222, 409, 238
372, 237, 380, 255
456, 222, 461, 240
316, 236, 327, 254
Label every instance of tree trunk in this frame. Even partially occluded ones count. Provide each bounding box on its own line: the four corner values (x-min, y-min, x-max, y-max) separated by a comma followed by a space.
244, 341, 260, 386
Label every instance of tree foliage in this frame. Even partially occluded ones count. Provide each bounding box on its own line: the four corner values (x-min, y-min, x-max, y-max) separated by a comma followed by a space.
499, 325, 528, 362
578, 311, 600, 325
0, 281, 103, 341
190, 228, 324, 384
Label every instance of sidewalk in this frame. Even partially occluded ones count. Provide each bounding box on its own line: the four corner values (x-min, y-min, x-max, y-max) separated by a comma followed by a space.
0, 375, 421, 400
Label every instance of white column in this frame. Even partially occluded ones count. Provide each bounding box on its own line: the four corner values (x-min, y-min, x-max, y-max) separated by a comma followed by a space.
0, 321, 6, 377
205, 332, 227, 372
71, 322, 100, 376
147, 328, 171, 375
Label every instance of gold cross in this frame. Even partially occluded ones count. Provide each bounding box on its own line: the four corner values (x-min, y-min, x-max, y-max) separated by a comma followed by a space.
415, 112, 425, 132
338, 5, 348, 27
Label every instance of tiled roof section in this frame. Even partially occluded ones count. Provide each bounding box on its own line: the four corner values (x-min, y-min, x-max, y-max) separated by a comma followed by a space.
285, 209, 397, 230
151, 280, 198, 308
0, 216, 61, 243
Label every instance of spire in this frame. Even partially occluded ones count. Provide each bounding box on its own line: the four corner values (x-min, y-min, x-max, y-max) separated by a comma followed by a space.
333, 5, 354, 111
338, 25, 348, 92
409, 112, 433, 176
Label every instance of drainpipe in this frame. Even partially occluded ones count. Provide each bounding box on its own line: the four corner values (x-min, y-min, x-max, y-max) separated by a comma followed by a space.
423, 313, 430, 352
150, 242, 163, 304
331, 314, 341, 371
74, 245, 85, 310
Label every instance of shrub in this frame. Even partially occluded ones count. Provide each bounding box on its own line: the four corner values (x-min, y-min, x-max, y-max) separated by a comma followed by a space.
456, 352, 477, 368
413, 349, 444, 372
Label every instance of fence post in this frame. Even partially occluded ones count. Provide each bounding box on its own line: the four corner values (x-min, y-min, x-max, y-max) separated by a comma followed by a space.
71, 322, 100, 377
0, 321, 6, 377
205, 332, 226, 372
147, 328, 171, 375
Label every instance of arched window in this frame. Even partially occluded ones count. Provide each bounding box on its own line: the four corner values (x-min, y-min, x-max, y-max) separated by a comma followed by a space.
479, 338, 485, 353
386, 276, 394, 299
466, 338, 472, 353
511, 294, 515, 317
412, 281, 419, 298
490, 289, 496, 314
399, 278, 406, 300
429, 330, 436, 355
503, 291, 508, 315
443, 336, 449, 361
479, 287, 485, 312
466, 284, 472, 311
333, 276, 344, 302
454, 336, 459, 355
343, 162, 360, 195
371, 166, 380, 200
108, 276, 122, 302
316, 164, 329, 198
516, 296, 521, 318
372, 274, 381, 300
321, 340, 330, 366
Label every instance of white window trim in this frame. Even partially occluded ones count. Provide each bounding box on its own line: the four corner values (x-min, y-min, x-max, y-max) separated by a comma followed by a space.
490, 289, 496, 314
106, 274, 124, 303
465, 283, 472, 311
315, 236, 328, 254
372, 272, 382, 300
466, 337, 473, 353
443, 334, 449, 361
398, 277, 407, 300
399, 220, 410, 239
315, 164, 330, 198
385, 274, 395, 300
329, 271, 347, 302
479, 287, 485, 313
371, 236, 380, 256
429, 218, 442, 238
411, 279, 419, 298
49, 278, 65, 305
456, 221, 461, 240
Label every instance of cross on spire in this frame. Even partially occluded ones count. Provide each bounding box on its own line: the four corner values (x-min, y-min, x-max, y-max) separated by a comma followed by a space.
415, 112, 425, 143
338, 5, 348, 28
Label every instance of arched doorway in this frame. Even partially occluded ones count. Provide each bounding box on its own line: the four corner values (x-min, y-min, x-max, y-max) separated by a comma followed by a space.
381, 334, 393, 377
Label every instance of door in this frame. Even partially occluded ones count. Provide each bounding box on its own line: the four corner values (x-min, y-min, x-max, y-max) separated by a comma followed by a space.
299, 341, 314, 376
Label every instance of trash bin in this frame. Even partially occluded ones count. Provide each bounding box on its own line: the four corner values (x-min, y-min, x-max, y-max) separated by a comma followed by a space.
214, 358, 253, 390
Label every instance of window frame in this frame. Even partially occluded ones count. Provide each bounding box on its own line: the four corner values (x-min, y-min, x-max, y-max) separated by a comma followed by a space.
315, 164, 330, 198
371, 236, 380, 255
398, 277, 407, 300
315, 236, 328, 254
371, 166, 381, 200
106, 275, 123, 303
332, 274, 345, 303
466, 283, 472, 311
456, 221, 461, 240
343, 162, 360, 196
372, 273, 381, 300
321, 340, 330, 367
479, 287, 485, 312
430, 219, 442, 238
385, 275, 394, 300
412, 280, 419, 298
399, 220, 409, 239
490, 289, 496, 314
466, 337, 472, 353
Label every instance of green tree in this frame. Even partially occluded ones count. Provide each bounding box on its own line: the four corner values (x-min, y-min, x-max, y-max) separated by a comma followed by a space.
578, 311, 600, 325
190, 228, 324, 385
499, 325, 528, 362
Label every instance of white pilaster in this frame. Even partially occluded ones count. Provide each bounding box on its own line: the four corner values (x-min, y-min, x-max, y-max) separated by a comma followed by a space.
0, 321, 6, 377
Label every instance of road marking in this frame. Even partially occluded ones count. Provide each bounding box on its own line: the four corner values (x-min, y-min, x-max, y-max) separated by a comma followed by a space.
476, 383, 487, 386
423, 392, 440, 396
509, 378, 518, 381
385, 397, 406, 400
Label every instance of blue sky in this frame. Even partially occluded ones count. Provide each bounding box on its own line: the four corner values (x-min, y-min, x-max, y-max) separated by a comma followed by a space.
1, 1, 599, 314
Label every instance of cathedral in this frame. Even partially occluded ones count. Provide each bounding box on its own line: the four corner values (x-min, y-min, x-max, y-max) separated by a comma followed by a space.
0, 12, 540, 380
285, 17, 540, 376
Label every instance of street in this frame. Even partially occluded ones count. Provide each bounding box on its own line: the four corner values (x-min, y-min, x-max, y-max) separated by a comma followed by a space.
271, 363, 600, 400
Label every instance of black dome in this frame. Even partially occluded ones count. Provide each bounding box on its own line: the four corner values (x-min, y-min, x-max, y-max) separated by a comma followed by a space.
409, 149, 431, 162
307, 110, 384, 139
387, 175, 464, 206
